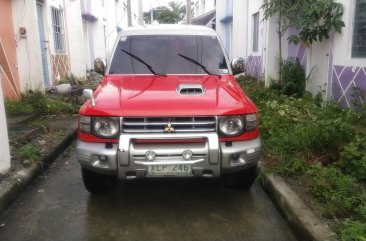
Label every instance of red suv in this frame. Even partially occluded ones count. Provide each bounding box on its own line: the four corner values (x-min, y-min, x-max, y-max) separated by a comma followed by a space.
77, 25, 261, 194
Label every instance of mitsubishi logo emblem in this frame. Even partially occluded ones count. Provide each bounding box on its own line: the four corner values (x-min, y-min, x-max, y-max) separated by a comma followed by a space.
164, 121, 175, 133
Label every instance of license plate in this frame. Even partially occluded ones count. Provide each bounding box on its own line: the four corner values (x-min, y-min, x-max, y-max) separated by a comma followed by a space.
147, 165, 192, 176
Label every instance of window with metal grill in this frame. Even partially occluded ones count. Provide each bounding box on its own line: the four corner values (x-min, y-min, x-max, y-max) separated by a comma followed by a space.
352, 0, 366, 58
252, 12, 259, 53
51, 7, 66, 53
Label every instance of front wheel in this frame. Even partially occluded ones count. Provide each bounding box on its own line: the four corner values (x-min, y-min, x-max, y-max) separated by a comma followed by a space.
223, 165, 257, 190
81, 168, 117, 194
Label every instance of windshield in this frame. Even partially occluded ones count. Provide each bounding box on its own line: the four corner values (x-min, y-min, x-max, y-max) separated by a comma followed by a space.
109, 35, 228, 75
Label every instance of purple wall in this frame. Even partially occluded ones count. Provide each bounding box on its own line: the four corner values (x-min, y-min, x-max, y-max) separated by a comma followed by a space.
246, 55, 262, 79
287, 28, 366, 107
287, 28, 307, 70
330, 65, 366, 107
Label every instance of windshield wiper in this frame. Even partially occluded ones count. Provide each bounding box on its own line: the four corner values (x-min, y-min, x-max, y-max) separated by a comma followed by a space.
177, 54, 220, 77
121, 49, 167, 76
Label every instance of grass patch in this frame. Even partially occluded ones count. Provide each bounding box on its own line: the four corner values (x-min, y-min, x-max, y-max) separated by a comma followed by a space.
5, 90, 81, 116
18, 144, 41, 162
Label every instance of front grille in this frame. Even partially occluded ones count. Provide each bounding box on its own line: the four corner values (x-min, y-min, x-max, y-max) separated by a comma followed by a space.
122, 117, 217, 133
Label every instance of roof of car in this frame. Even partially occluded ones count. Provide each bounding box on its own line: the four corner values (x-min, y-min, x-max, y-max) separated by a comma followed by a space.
120, 24, 217, 36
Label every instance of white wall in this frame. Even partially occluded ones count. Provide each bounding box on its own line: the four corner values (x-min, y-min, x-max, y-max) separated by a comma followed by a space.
297, 0, 365, 98
264, 18, 280, 84
232, 0, 247, 59
204, 0, 216, 13
332, 0, 364, 67
215, 0, 230, 58
90, 0, 108, 59
65, 0, 86, 77
0, 71, 11, 173
87, 0, 131, 62
12, 0, 44, 91
306, 40, 331, 96
195, 0, 215, 16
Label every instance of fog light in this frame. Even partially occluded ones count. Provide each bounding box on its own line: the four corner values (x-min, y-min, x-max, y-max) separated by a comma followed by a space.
99, 155, 107, 161
145, 151, 156, 161
182, 150, 193, 160
230, 154, 246, 166
232, 154, 240, 160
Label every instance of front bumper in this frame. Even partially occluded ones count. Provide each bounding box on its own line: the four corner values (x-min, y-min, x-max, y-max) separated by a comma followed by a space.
77, 133, 261, 179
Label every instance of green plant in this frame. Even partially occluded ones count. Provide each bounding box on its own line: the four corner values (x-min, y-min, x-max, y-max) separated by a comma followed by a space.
59, 73, 85, 85
5, 98, 34, 114
307, 164, 363, 218
351, 86, 366, 117
340, 220, 366, 241
338, 132, 366, 181
281, 58, 306, 97
143, 1, 186, 24
18, 144, 41, 162
5, 90, 80, 116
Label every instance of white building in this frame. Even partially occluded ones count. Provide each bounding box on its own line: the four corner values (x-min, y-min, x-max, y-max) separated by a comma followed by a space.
237, 0, 365, 105
194, 0, 366, 105
11, 0, 86, 89
193, 0, 216, 17
81, 0, 141, 69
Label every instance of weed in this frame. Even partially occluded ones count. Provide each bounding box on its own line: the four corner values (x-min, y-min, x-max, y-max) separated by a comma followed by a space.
307, 164, 364, 218
340, 220, 366, 241
59, 73, 86, 85
5, 98, 34, 114
351, 86, 366, 117
338, 131, 366, 181
18, 144, 41, 162
4, 90, 80, 116
280, 58, 306, 97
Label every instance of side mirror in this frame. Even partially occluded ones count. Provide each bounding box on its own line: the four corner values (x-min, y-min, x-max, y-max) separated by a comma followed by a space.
83, 89, 96, 107
94, 58, 107, 76
231, 57, 245, 75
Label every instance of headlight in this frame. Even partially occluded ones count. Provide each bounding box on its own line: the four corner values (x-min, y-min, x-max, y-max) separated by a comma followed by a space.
93, 117, 120, 138
219, 116, 244, 136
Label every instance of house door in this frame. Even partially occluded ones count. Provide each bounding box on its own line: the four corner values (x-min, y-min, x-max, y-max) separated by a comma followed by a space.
36, 3, 50, 87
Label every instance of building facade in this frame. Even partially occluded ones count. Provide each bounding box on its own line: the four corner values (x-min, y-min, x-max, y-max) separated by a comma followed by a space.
81, 0, 141, 69
9, 0, 86, 91
194, 0, 366, 106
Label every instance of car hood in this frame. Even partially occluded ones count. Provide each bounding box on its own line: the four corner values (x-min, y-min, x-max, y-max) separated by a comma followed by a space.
80, 75, 257, 116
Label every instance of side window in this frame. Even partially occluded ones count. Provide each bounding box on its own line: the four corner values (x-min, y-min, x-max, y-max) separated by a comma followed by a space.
252, 12, 259, 53
352, 0, 366, 58
51, 7, 66, 53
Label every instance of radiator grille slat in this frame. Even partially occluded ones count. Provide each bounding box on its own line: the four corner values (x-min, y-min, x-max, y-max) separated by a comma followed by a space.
122, 117, 217, 133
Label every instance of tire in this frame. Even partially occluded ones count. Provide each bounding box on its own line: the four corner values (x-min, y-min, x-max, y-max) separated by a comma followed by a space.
81, 168, 117, 194
223, 165, 258, 190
